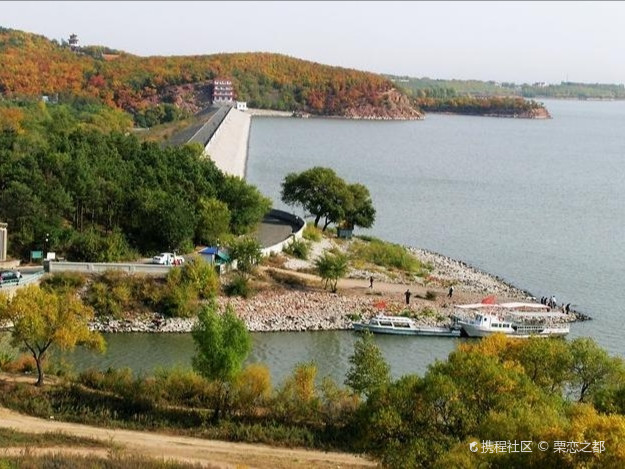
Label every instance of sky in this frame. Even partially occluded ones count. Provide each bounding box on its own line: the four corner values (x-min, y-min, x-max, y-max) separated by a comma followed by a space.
3, 1, 625, 84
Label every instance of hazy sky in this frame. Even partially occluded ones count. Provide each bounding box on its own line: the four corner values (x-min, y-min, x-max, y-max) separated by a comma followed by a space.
3, 1, 624, 84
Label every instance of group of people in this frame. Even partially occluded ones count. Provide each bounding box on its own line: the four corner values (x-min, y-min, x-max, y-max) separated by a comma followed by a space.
541, 295, 571, 314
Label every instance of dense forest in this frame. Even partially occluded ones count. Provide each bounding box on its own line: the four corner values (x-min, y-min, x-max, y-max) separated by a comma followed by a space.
0, 100, 270, 261
0, 27, 420, 121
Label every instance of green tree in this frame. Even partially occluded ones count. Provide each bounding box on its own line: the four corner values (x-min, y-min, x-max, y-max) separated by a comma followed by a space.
345, 331, 390, 398
314, 251, 348, 292
218, 176, 271, 235
569, 338, 624, 403
229, 236, 263, 276
343, 183, 376, 230
281, 167, 347, 229
0, 285, 105, 386
195, 197, 231, 246
191, 300, 251, 382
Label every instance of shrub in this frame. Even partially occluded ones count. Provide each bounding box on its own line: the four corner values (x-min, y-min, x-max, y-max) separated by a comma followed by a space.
178, 256, 219, 299
224, 274, 253, 298
348, 239, 425, 272
153, 367, 214, 407
283, 238, 310, 260
275, 362, 320, 420
265, 268, 308, 288
303, 224, 322, 242
0, 335, 16, 371
425, 290, 437, 300
159, 282, 200, 318
40, 272, 86, 294
232, 364, 273, 414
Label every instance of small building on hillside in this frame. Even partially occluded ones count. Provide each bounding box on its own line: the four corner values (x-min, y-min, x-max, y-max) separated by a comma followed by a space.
212, 78, 235, 105
198, 246, 233, 274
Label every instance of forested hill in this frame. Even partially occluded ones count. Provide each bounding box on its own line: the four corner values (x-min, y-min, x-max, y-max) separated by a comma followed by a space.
0, 27, 422, 120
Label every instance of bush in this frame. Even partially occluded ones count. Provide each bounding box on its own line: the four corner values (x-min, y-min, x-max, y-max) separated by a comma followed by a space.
159, 282, 200, 318
266, 269, 308, 288
224, 274, 253, 298
40, 272, 86, 294
177, 256, 219, 299
153, 367, 215, 407
303, 224, 322, 242
283, 238, 310, 260
425, 290, 437, 300
232, 364, 273, 414
348, 239, 424, 272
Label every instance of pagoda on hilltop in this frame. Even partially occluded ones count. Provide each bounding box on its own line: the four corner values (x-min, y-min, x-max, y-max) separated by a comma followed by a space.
68, 33, 79, 51
212, 78, 234, 105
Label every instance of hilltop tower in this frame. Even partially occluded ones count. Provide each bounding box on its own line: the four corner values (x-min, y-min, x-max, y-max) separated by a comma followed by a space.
68, 33, 79, 51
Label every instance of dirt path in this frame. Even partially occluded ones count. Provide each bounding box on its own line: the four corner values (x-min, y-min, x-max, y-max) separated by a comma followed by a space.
0, 407, 376, 469
261, 266, 489, 305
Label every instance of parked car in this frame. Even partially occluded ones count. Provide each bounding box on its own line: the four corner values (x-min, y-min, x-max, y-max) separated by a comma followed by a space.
151, 253, 185, 265
0, 270, 22, 285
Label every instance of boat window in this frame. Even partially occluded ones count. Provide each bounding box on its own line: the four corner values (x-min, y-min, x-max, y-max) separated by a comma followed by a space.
380, 321, 393, 326
394, 322, 411, 328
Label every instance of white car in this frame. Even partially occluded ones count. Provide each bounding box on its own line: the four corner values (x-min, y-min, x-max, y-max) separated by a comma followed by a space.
152, 253, 185, 265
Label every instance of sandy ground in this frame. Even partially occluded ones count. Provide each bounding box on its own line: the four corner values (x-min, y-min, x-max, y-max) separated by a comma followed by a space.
0, 406, 376, 469
204, 109, 250, 178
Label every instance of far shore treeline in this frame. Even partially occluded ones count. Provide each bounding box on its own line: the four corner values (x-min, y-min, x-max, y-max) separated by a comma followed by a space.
0, 27, 551, 124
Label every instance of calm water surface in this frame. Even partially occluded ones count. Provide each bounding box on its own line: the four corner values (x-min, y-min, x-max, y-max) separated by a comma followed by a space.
64, 99, 625, 383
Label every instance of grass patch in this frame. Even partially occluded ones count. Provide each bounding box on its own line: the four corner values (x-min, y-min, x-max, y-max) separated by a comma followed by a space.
0, 453, 209, 469
261, 252, 287, 268
0, 428, 112, 449
348, 238, 428, 273
266, 269, 309, 289
224, 274, 254, 298
302, 224, 322, 242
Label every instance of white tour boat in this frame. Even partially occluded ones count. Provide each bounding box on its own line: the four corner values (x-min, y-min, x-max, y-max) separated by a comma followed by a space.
353, 315, 461, 337
454, 302, 570, 338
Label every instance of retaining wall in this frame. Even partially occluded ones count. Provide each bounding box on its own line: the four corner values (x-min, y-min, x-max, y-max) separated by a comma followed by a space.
260, 209, 306, 256
47, 262, 173, 276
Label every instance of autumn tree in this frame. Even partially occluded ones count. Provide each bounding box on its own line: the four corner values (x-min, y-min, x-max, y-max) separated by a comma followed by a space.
0, 285, 105, 386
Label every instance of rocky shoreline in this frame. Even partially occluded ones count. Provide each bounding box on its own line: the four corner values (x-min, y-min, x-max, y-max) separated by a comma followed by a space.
87, 246, 589, 334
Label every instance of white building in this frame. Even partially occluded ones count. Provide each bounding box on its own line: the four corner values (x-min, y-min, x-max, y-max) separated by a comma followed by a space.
236, 101, 247, 111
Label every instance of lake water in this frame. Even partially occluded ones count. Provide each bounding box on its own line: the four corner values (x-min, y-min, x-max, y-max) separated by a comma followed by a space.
62, 99, 625, 384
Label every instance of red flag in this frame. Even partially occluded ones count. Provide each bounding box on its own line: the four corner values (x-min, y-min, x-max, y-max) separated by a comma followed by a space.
481, 295, 497, 305
373, 300, 387, 310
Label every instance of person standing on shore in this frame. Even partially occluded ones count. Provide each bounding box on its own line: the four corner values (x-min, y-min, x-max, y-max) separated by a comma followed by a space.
405, 289, 412, 305
369, 276, 374, 289
448, 286, 454, 298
